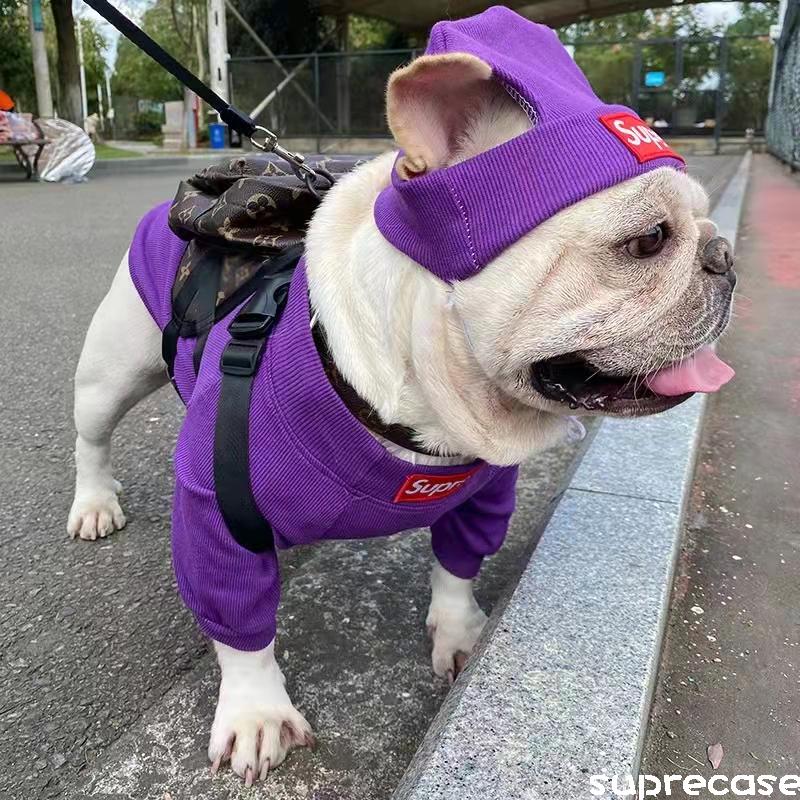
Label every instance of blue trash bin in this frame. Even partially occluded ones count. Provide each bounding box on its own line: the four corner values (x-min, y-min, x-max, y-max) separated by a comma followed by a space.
209, 123, 226, 149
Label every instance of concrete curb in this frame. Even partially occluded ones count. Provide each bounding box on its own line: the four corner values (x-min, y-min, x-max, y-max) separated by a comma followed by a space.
391, 153, 753, 800
0, 150, 261, 179
0, 155, 221, 180
88, 155, 209, 172
0, 150, 381, 179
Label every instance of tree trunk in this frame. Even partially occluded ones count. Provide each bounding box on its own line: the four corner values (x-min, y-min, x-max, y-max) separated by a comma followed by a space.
49, 0, 82, 124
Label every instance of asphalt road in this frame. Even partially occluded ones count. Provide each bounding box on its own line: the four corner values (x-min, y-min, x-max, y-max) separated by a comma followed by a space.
1, 165, 205, 800
0, 155, 739, 800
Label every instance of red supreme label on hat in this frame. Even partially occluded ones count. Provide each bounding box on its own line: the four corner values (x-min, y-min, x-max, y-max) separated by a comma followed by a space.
393, 468, 480, 504
599, 112, 684, 164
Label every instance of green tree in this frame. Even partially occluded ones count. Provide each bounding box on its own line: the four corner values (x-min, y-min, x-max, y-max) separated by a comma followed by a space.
348, 13, 413, 50
0, 0, 34, 111
560, 4, 775, 131
724, 3, 778, 131
0, 0, 106, 120
113, 0, 201, 102
726, 2, 778, 35
77, 17, 109, 116
561, 6, 720, 106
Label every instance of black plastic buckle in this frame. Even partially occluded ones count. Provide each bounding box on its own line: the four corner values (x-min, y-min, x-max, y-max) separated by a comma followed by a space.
220, 339, 265, 377
220, 268, 295, 378
228, 311, 276, 340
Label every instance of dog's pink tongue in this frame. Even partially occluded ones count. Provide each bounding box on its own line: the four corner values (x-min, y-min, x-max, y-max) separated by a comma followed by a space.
645, 346, 734, 396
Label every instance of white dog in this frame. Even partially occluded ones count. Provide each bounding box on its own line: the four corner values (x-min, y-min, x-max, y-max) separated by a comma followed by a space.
67, 18, 735, 785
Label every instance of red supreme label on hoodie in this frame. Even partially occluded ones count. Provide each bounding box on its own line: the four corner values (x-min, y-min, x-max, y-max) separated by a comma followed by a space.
393, 468, 480, 504
599, 112, 684, 164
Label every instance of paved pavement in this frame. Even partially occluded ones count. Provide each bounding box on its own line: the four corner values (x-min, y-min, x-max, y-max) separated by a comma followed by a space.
0, 155, 739, 800
642, 155, 800, 789
1, 165, 205, 800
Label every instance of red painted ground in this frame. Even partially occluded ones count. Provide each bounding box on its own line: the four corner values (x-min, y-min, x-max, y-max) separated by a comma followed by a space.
643, 155, 800, 793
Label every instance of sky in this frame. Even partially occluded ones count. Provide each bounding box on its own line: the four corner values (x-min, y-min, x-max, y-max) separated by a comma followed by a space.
76, 0, 746, 72
699, 2, 745, 26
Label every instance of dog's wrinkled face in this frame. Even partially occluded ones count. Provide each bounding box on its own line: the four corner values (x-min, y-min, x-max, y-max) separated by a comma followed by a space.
386, 52, 736, 421
451, 167, 736, 417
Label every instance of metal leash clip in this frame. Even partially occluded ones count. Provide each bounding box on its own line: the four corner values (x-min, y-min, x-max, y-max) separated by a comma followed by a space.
250, 125, 335, 199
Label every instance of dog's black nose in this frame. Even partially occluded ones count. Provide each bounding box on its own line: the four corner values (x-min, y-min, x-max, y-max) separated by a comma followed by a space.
702, 236, 734, 275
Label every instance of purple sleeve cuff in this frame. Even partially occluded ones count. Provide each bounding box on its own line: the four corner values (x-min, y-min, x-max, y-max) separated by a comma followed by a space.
194, 613, 276, 652
431, 535, 485, 579
430, 466, 519, 579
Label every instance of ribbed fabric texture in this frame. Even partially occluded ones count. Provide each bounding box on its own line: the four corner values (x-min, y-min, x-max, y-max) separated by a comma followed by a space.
374, 6, 685, 282
129, 205, 519, 651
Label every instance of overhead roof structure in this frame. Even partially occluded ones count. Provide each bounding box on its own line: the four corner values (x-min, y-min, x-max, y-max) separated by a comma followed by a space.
315, 0, 744, 31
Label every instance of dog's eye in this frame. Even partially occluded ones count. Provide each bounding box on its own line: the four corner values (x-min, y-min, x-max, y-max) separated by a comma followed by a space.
626, 224, 666, 258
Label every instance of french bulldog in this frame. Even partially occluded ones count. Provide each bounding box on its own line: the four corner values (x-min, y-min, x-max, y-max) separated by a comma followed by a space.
66, 18, 735, 785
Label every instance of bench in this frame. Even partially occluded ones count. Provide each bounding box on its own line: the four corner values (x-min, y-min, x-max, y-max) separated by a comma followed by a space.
1, 138, 48, 179
0, 115, 47, 179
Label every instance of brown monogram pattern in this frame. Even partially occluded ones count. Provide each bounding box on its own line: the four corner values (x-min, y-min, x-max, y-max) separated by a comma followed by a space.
167, 154, 365, 315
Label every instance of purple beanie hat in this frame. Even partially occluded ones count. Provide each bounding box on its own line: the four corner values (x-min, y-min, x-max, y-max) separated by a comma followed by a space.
374, 5, 685, 283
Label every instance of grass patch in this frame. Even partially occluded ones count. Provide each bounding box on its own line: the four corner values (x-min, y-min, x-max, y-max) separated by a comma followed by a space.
95, 143, 142, 159
0, 141, 142, 162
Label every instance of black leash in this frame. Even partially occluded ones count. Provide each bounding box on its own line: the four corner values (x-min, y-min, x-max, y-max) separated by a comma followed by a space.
82, 0, 333, 195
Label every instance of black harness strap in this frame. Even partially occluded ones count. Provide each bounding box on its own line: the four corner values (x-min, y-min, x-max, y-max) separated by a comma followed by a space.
162, 255, 220, 381
192, 329, 212, 375
213, 249, 301, 553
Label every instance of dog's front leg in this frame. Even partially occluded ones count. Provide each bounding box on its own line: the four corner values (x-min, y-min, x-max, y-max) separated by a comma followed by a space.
426, 467, 519, 681
209, 641, 315, 784
425, 561, 488, 683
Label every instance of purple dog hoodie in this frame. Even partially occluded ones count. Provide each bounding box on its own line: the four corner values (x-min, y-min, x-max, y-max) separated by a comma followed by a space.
129, 6, 686, 650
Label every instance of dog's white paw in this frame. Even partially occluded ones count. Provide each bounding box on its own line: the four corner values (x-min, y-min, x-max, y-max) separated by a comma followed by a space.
208, 702, 315, 783
426, 563, 488, 682
426, 602, 487, 683
210, 642, 314, 784
67, 483, 125, 541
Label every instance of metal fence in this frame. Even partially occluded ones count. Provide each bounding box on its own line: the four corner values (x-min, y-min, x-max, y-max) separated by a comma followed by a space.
767, 1, 800, 168
228, 49, 417, 139
571, 35, 773, 146
228, 34, 772, 142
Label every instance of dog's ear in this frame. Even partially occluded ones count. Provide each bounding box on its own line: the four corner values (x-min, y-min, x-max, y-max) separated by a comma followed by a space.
386, 53, 496, 179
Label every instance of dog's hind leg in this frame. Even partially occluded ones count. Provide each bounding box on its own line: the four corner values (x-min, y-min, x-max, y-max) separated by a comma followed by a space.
68, 252, 168, 540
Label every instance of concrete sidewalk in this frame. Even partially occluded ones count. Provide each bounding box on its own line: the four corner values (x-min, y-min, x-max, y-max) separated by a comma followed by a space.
642, 155, 800, 788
